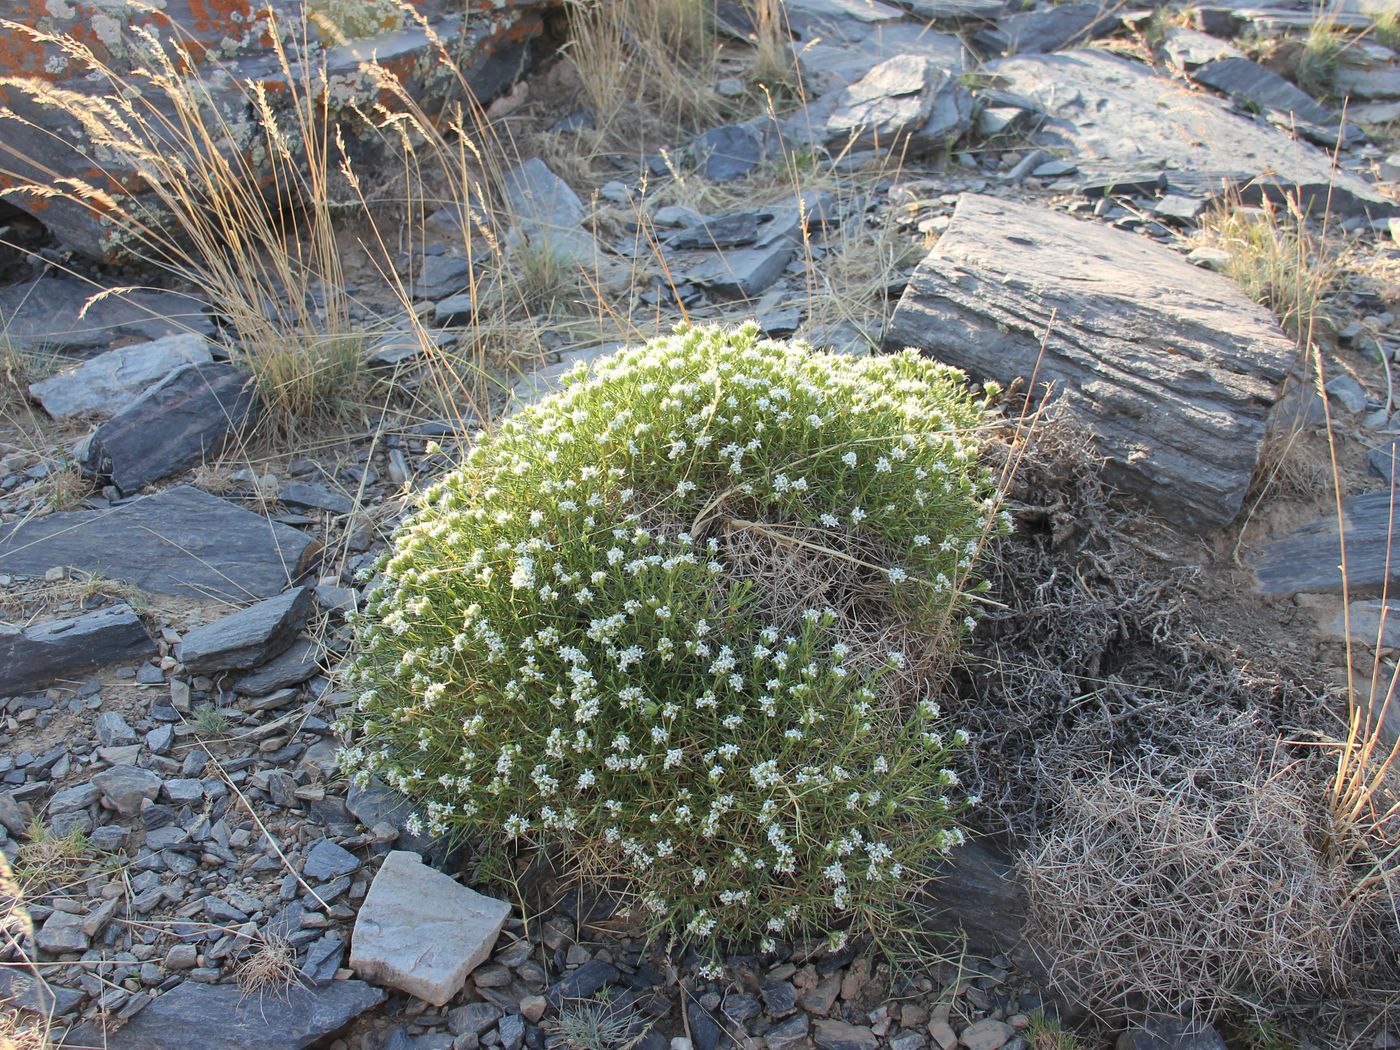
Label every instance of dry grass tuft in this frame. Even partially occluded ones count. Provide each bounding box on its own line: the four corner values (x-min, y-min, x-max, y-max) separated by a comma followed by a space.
548, 993, 648, 1050
234, 930, 303, 1002
1022, 746, 1348, 1019
1295, 15, 1347, 100
563, 0, 722, 134
14, 819, 94, 896
1195, 194, 1347, 342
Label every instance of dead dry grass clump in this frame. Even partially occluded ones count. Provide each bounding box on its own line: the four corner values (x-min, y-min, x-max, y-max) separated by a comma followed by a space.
1021, 744, 1348, 1019
951, 418, 1318, 838
963, 414, 1400, 1034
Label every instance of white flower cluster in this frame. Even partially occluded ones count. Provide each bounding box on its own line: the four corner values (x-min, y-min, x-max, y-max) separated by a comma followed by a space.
339, 323, 1000, 946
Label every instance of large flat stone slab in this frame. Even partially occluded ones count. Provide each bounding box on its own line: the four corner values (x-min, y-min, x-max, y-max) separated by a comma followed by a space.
350, 850, 511, 1006
73, 977, 384, 1049
0, 275, 213, 354
984, 49, 1393, 218
0, 603, 155, 695
178, 586, 314, 673
1254, 490, 1400, 596
0, 486, 318, 601
80, 362, 261, 495
28, 333, 213, 419
973, 3, 1118, 56
885, 194, 1295, 530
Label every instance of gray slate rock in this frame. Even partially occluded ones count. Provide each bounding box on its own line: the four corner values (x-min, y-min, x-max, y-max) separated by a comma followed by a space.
350, 849, 511, 1006
766, 1014, 810, 1050
1326, 600, 1400, 650
278, 482, 354, 515
88, 977, 384, 1049
667, 213, 761, 249
80, 361, 261, 495
344, 779, 450, 863
0, 486, 318, 600
503, 159, 598, 267
28, 333, 213, 420
1325, 374, 1369, 414
95, 711, 138, 747
1192, 56, 1336, 127
544, 958, 619, 1008
92, 765, 162, 817
1367, 440, 1400, 481
974, 3, 1117, 55
984, 49, 1394, 218
417, 253, 476, 301
36, 909, 91, 954
1116, 1016, 1227, 1050
178, 586, 313, 673
788, 6, 966, 99
1160, 27, 1242, 71
1253, 490, 1400, 596
825, 54, 936, 148
0, 603, 154, 695
0, 965, 85, 1016
304, 838, 362, 880
692, 124, 764, 182
232, 637, 323, 696
0, 276, 213, 355
814, 1020, 878, 1050
885, 194, 1295, 529
670, 191, 833, 299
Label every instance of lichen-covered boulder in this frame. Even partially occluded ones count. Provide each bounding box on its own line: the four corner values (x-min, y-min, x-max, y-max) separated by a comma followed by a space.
0, 0, 560, 258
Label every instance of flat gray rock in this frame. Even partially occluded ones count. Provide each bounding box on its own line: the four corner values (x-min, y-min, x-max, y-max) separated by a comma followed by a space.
886, 194, 1295, 530
973, 2, 1117, 55
278, 481, 355, 515
178, 586, 314, 673
416, 253, 475, 301
0, 603, 154, 695
0, 486, 318, 601
692, 124, 764, 182
28, 334, 213, 420
1160, 26, 1243, 70
899, 0, 1006, 17
503, 158, 598, 267
985, 49, 1393, 217
1254, 490, 1400, 596
92, 765, 162, 818
668, 191, 833, 299
1335, 62, 1400, 100
345, 779, 451, 865
0, 276, 213, 354
85, 977, 384, 1049
1326, 600, 1400, 649
0, 965, 84, 1016
232, 636, 324, 695
667, 213, 761, 249
350, 850, 511, 1006
80, 362, 261, 495
790, 9, 966, 98
825, 54, 936, 147
1192, 56, 1335, 127
304, 838, 362, 881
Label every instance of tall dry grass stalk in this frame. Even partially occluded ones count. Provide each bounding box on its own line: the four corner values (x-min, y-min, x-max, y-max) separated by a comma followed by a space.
0, 10, 365, 435
563, 0, 721, 133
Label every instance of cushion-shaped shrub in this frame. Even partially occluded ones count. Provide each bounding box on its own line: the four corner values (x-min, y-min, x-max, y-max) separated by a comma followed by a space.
339, 322, 1003, 951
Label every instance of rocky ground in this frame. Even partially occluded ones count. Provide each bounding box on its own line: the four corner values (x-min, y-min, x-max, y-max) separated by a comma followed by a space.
1, 0, 1399, 1047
